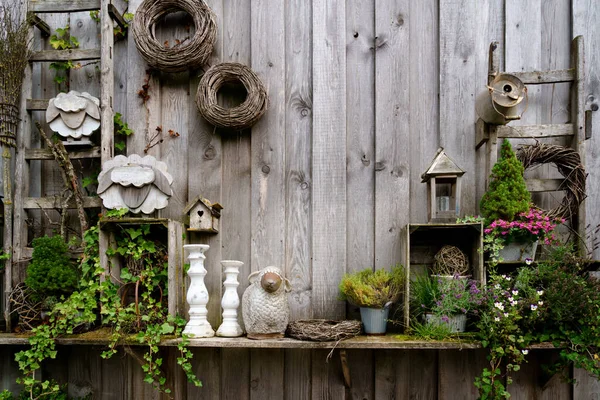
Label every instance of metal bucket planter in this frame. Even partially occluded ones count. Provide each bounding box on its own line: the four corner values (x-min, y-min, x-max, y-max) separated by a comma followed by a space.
424, 313, 467, 333
359, 304, 391, 335
498, 240, 538, 262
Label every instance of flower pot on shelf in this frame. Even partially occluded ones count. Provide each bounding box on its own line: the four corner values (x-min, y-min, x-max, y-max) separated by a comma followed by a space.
498, 240, 538, 262
360, 304, 391, 335
424, 313, 467, 333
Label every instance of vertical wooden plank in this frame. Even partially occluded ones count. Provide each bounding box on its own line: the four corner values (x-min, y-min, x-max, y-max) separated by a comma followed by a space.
509, 351, 571, 400
0, 346, 24, 393
409, 0, 439, 224
311, 0, 346, 319
285, 0, 313, 322
284, 349, 311, 400
375, 350, 437, 400
438, 349, 487, 400
187, 0, 223, 330
66, 345, 101, 399
574, 0, 600, 263
311, 349, 345, 400
439, 0, 477, 218
573, 368, 600, 400
347, 350, 374, 400
186, 348, 221, 399
374, 0, 410, 269
99, 348, 126, 400
250, 0, 285, 271
222, 349, 250, 400
112, 0, 129, 120
127, 352, 161, 400
250, 349, 284, 400
168, 220, 184, 316
99, 0, 114, 165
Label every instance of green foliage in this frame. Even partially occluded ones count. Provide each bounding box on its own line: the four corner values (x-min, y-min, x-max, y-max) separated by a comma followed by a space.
89, 10, 134, 40
339, 265, 405, 308
114, 112, 134, 154
25, 236, 78, 301
0, 250, 10, 273
49, 26, 79, 50
409, 319, 453, 340
410, 274, 440, 318
48, 25, 80, 92
480, 139, 531, 224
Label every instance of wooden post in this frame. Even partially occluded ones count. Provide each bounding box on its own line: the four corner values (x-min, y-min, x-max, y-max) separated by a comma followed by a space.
2, 146, 12, 331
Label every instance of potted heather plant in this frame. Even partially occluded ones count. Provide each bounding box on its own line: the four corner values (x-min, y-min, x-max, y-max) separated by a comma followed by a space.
339, 265, 405, 334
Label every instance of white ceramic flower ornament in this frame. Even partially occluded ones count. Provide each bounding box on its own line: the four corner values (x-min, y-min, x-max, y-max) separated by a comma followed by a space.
46, 91, 100, 142
97, 154, 173, 214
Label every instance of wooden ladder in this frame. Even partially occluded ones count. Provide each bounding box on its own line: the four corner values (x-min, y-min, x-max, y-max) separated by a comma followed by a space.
475, 36, 588, 249
3, 0, 122, 330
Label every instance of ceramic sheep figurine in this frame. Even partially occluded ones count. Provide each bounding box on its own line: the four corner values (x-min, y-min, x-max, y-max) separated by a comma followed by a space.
242, 266, 292, 339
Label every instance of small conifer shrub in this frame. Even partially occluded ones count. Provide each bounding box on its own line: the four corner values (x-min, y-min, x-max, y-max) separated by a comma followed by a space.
480, 139, 531, 224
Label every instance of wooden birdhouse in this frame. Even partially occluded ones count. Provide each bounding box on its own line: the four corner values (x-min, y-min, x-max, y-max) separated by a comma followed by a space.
183, 196, 223, 233
421, 148, 465, 222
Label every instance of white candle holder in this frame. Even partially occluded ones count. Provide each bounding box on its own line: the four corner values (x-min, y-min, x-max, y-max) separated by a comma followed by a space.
183, 244, 214, 337
216, 260, 244, 337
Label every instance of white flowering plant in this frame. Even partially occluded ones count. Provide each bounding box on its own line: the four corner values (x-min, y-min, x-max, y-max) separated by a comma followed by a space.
474, 272, 544, 399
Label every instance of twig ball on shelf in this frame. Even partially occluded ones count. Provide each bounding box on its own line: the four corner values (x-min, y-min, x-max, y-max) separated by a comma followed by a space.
196, 62, 268, 130
433, 245, 469, 277
133, 0, 216, 73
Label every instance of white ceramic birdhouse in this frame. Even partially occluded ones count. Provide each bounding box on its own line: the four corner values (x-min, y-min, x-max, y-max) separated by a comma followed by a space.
183, 196, 223, 233
97, 154, 173, 214
46, 91, 100, 145
421, 148, 465, 222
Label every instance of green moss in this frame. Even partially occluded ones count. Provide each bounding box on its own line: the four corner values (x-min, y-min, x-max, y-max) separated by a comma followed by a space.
480, 139, 531, 224
339, 265, 405, 308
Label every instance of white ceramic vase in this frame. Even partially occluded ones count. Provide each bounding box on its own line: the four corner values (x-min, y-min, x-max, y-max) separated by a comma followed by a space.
216, 260, 244, 337
183, 244, 214, 337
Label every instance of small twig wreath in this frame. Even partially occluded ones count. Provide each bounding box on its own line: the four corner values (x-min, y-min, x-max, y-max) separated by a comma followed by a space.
133, 0, 216, 73
517, 143, 587, 221
286, 320, 362, 342
433, 245, 469, 276
196, 62, 268, 130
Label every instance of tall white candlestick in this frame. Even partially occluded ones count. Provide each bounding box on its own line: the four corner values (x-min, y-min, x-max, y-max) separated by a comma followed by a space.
183, 244, 214, 337
216, 260, 244, 337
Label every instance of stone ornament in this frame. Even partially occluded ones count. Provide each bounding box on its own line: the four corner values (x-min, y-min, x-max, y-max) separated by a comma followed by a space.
216, 260, 244, 337
242, 266, 291, 339
183, 244, 214, 338
46, 91, 100, 143
97, 154, 173, 214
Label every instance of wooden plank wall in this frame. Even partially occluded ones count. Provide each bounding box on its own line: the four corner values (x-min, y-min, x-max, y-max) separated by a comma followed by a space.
2, 0, 600, 398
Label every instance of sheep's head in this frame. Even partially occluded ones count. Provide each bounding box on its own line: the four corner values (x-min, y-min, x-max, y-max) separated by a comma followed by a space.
248, 266, 292, 293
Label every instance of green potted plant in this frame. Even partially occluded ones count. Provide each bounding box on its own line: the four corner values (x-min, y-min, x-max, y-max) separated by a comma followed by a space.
25, 235, 78, 317
411, 274, 483, 334
339, 265, 405, 334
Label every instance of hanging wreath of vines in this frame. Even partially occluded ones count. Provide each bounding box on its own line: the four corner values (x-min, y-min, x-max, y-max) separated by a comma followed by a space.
517, 143, 586, 221
196, 62, 268, 130
133, 0, 216, 73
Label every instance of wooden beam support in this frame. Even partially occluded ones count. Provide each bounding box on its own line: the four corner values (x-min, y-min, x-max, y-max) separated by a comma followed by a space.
28, 0, 100, 13
25, 147, 101, 160
107, 4, 127, 31
475, 119, 489, 149
23, 196, 102, 209
29, 49, 100, 62
525, 178, 564, 193
507, 68, 575, 84
28, 13, 50, 37
492, 124, 574, 139
339, 350, 351, 388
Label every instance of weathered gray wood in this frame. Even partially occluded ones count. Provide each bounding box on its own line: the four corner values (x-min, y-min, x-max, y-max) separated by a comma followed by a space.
574, 0, 600, 263
311, 0, 346, 319
525, 178, 564, 192
507, 69, 575, 85
345, 0, 374, 322
222, 349, 250, 400
99, 0, 114, 165
107, 4, 127, 31
66, 345, 101, 399
250, 349, 284, 400
23, 195, 101, 209
25, 147, 100, 160
312, 349, 345, 399
29, 0, 100, 13
492, 123, 574, 139
168, 220, 184, 316
347, 350, 374, 399
375, 350, 437, 399
284, 349, 311, 400
29, 48, 100, 62
410, 0, 440, 224
374, 0, 410, 269
99, 348, 126, 400
439, 0, 477, 218
509, 351, 571, 400
29, 13, 50, 36
573, 368, 600, 399
186, 348, 220, 399
438, 349, 488, 400
0, 346, 23, 393
285, 0, 313, 322
26, 98, 50, 110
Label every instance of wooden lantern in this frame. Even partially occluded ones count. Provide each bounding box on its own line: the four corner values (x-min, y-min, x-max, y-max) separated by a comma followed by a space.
183, 196, 223, 233
421, 148, 465, 222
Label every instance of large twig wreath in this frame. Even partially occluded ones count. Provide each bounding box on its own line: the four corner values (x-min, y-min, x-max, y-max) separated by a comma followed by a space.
517, 143, 586, 221
133, 0, 216, 73
196, 62, 268, 130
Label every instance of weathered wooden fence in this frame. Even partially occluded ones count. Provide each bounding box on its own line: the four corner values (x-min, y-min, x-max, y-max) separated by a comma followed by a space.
1, 0, 600, 398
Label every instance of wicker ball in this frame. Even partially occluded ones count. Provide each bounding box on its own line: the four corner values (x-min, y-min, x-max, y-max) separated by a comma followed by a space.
433, 245, 469, 276
196, 62, 268, 130
133, 0, 217, 73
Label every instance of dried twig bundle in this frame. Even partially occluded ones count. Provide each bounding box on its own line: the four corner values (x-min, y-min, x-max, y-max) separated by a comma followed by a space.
133, 0, 216, 73
196, 62, 268, 130
286, 320, 362, 342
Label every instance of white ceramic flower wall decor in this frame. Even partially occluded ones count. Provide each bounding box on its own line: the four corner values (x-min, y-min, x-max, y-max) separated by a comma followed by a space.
97, 154, 174, 214
46, 91, 101, 141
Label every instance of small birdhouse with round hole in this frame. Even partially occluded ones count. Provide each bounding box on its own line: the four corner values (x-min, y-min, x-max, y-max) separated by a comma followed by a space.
421, 148, 465, 222
183, 196, 223, 233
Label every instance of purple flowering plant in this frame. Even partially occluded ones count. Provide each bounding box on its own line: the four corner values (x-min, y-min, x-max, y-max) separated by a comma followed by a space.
424, 275, 484, 319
